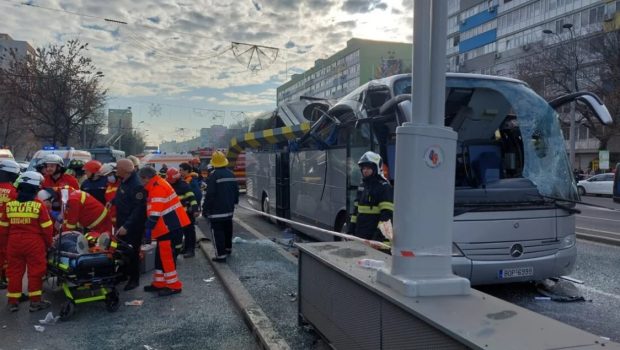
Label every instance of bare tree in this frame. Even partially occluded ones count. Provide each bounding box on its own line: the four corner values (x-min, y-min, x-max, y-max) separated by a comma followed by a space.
513, 30, 620, 149
0, 39, 106, 147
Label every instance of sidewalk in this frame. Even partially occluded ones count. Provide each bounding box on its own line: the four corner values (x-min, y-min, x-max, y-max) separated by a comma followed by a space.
196, 217, 328, 350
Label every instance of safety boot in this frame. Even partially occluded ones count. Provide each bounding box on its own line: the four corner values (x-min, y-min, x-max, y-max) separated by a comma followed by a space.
8, 303, 18, 312
29, 300, 51, 312
0, 279, 7, 290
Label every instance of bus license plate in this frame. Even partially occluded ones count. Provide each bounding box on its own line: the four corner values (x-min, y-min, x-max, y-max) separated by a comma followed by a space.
499, 267, 534, 279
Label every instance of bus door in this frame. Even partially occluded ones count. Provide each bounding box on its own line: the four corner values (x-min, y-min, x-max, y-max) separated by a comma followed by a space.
275, 151, 290, 219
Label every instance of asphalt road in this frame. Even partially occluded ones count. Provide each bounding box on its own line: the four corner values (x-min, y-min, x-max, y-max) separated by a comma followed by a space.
0, 239, 259, 350
576, 195, 620, 242
234, 198, 620, 342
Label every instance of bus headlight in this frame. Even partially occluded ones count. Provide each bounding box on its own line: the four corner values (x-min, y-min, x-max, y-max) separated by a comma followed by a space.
452, 243, 465, 257
560, 234, 576, 249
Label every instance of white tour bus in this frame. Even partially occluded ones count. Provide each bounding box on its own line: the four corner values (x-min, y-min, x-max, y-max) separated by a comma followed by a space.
243, 73, 611, 285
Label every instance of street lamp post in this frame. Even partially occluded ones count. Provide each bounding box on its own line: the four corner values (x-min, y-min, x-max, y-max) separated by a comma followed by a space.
543, 23, 578, 170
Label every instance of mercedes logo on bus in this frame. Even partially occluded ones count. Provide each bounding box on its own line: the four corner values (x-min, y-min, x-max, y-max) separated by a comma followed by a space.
510, 244, 524, 258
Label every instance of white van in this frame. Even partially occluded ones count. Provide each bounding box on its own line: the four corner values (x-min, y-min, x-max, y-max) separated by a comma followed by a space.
0, 149, 15, 161
28, 147, 92, 170
139, 153, 194, 171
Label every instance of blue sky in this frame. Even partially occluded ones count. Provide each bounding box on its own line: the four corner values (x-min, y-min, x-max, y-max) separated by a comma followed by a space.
1, 0, 413, 144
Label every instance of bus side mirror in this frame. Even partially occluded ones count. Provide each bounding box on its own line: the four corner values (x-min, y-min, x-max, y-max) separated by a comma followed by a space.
548, 91, 613, 125
577, 94, 612, 125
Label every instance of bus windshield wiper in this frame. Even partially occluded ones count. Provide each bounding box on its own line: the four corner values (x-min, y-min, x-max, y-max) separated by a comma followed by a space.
526, 194, 581, 214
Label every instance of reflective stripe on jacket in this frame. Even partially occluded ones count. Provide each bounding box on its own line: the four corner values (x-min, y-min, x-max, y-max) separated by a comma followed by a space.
62, 190, 112, 233
0, 199, 53, 247
144, 176, 190, 239
203, 168, 239, 222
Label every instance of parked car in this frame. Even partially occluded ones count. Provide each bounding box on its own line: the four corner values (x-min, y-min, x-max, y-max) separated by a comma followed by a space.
577, 173, 615, 196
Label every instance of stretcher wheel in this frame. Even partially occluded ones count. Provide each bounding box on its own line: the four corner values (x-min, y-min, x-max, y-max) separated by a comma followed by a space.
105, 289, 120, 312
59, 301, 75, 321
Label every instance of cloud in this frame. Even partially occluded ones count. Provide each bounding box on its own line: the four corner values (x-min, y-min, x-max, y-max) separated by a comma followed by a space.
0, 0, 412, 138
342, 0, 388, 14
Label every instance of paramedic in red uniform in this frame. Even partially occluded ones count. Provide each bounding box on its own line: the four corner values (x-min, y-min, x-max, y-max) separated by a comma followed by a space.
62, 189, 113, 234
0, 171, 53, 312
0, 160, 20, 290
100, 163, 120, 227
40, 154, 79, 191
139, 166, 189, 297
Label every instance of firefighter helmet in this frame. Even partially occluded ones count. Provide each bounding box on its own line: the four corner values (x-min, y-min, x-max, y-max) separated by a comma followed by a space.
17, 171, 44, 187
98, 162, 117, 176
68, 159, 85, 169
166, 167, 181, 183
0, 159, 20, 175
42, 154, 64, 166
83, 160, 102, 174
210, 151, 229, 168
357, 151, 382, 173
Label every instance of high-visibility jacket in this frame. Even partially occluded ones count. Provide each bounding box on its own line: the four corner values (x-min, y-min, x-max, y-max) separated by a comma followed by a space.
0, 198, 53, 247
42, 173, 79, 192
144, 175, 190, 239
104, 180, 120, 226
202, 167, 239, 222
0, 183, 17, 205
62, 190, 112, 234
348, 174, 394, 241
183, 173, 203, 205
0, 182, 17, 272
0, 197, 53, 304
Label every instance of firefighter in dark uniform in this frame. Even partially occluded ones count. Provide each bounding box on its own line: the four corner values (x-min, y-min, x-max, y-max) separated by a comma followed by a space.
166, 167, 199, 259
113, 159, 146, 291
202, 151, 239, 262
347, 151, 394, 241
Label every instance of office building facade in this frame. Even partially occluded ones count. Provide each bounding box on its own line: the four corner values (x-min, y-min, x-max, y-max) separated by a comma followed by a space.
277, 38, 412, 106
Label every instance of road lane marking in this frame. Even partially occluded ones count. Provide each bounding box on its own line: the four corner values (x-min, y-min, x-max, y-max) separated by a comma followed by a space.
576, 226, 620, 236
578, 284, 620, 302
577, 215, 620, 223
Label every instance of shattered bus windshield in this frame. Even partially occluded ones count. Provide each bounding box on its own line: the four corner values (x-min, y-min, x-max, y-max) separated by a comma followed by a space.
396, 76, 577, 202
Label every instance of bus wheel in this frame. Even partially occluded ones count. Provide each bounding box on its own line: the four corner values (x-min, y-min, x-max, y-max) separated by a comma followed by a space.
334, 213, 348, 241
262, 195, 273, 223
577, 186, 586, 196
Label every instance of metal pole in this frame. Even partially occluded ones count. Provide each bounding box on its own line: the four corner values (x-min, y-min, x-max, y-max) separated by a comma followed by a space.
429, 0, 447, 126
412, 0, 431, 125
376, 0, 470, 297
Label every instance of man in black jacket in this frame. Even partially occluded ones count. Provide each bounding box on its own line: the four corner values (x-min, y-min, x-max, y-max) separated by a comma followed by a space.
166, 167, 199, 259
347, 151, 393, 241
202, 151, 239, 262
113, 159, 147, 291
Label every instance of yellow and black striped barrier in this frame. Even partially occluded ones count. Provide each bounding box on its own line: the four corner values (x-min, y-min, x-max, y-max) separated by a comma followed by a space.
226, 122, 311, 167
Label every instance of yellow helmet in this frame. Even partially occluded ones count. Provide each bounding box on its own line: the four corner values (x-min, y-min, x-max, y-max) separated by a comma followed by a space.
209, 151, 229, 168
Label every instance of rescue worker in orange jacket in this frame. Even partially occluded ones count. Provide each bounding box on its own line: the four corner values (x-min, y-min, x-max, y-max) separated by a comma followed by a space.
41, 154, 79, 192
0, 171, 53, 312
139, 166, 190, 297
0, 160, 20, 290
99, 163, 120, 227
62, 189, 113, 235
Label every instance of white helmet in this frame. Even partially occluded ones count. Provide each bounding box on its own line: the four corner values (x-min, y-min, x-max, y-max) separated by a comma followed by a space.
41, 154, 64, 166
358, 151, 382, 170
0, 159, 20, 175
98, 162, 117, 176
17, 171, 44, 187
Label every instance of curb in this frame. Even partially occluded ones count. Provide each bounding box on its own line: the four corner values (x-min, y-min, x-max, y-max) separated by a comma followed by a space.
195, 223, 291, 350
